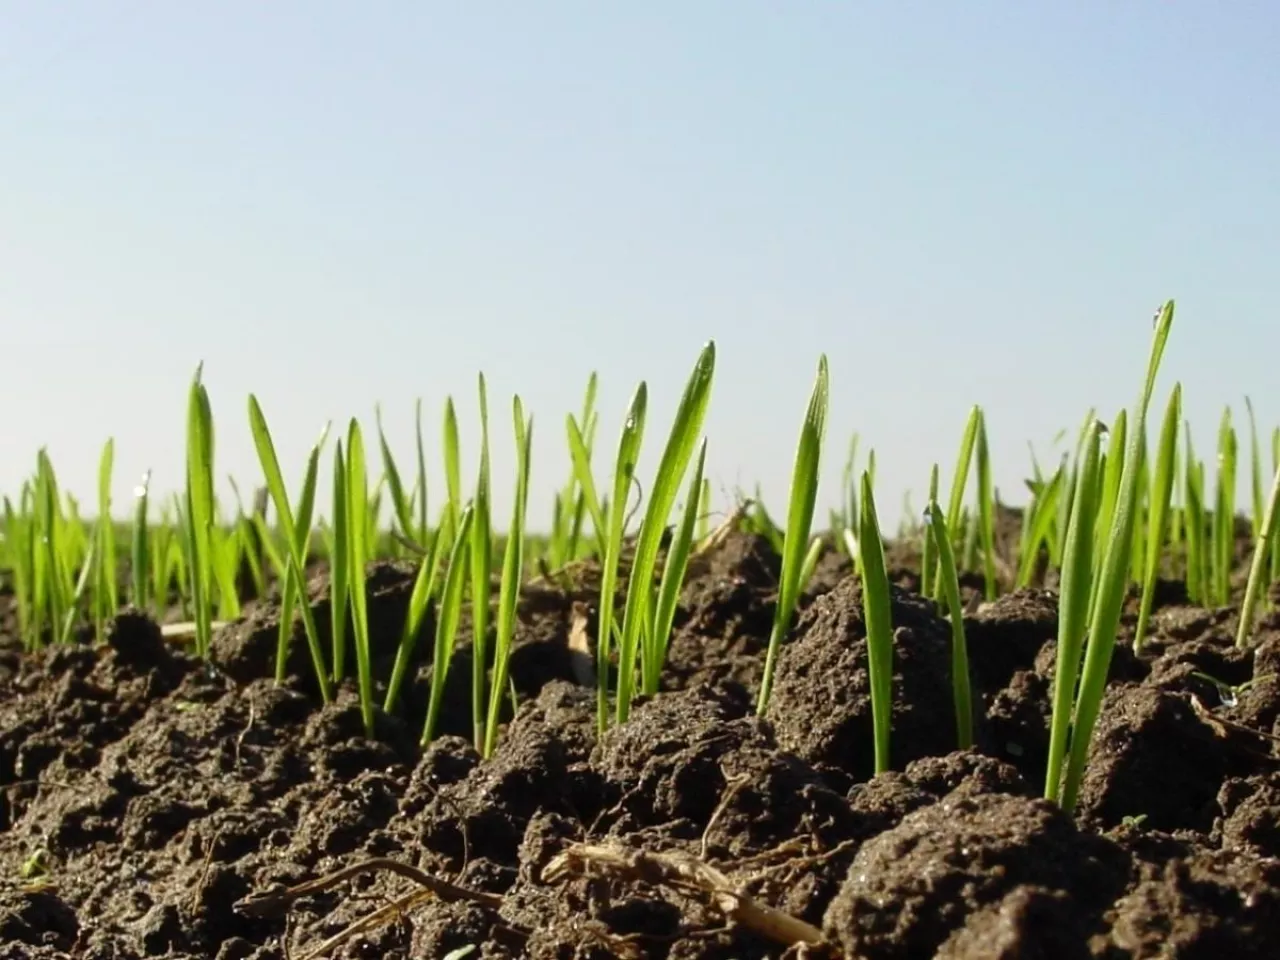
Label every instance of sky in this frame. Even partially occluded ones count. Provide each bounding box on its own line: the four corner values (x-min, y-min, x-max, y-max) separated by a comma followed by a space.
2, 2, 1279, 535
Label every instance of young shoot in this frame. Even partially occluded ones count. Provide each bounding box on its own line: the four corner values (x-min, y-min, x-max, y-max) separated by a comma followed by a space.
857, 472, 894, 774
643, 438, 709, 697
469, 374, 494, 752
756, 354, 829, 714
933, 406, 981, 603
1134, 383, 1181, 652
423, 503, 474, 746
185, 366, 216, 659
1237, 453, 1280, 649
131, 470, 152, 613
589, 383, 646, 734
247, 397, 333, 703
1043, 419, 1102, 804
616, 342, 716, 723
483, 398, 533, 758
1058, 302, 1174, 813
924, 497, 973, 750
346, 419, 376, 737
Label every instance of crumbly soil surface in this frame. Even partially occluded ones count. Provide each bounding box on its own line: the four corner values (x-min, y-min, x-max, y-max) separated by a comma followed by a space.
3, 530, 1280, 958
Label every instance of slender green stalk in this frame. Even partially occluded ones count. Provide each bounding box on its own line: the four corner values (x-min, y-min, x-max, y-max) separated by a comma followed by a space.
484, 398, 533, 757
1021, 443, 1045, 573
1247, 397, 1264, 542
93, 438, 117, 643
469, 374, 494, 752
209, 515, 242, 621
975, 412, 997, 599
551, 376, 599, 567
925, 497, 973, 749
376, 405, 416, 543
644, 439, 709, 695
423, 504, 474, 746
4, 493, 31, 647
330, 440, 350, 682
383, 500, 449, 713
35, 452, 71, 647
590, 384, 646, 733
757, 355, 829, 714
1093, 411, 1127, 573
1237, 454, 1280, 648
797, 536, 824, 597
1184, 424, 1206, 603
566, 415, 608, 558
63, 534, 96, 645
697, 477, 712, 543
346, 419, 375, 736
1213, 409, 1237, 606
617, 343, 716, 723
751, 491, 785, 556
1015, 463, 1064, 587
246, 398, 332, 702
185, 367, 216, 658
857, 472, 894, 774
1134, 383, 1181, 652
1051, 409, 1097, 569
1044, 419, 1102, 803
933, 407, 981, 601
1060, 302, 1174, 813
1271, 428, 1280, 586
921, 465, 940, 599
1127, 449, 1150, 589
442, 398, 462, 546
131, 471, 151, 612
414, 398, 429, 546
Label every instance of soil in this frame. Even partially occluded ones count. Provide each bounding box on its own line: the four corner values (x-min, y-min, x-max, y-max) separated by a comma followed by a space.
3, 527, 1280, 959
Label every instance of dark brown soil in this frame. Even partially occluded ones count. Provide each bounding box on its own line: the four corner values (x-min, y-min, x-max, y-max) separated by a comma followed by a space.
3, 529, 1280, 958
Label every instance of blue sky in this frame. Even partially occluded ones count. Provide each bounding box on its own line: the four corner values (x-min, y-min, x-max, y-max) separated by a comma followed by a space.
3, 3, 1278, 532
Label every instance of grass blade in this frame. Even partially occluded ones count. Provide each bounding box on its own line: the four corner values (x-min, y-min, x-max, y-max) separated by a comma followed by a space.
925, 497, 973, 749
617, 342, 717, 723
484, 398, 533, 757
470, 374, 494, 752
757, 355, 829, 714
1043, 419, 1102, 803
346, 419, 375, 737
645, 438, 709, 693
1134, 383, 1182, 651
975, 411, 997, 599
857, 472, 894, 774
330, 439, 350, 682
185, 368, 216, 658
246, 397, 333, 702
595, 385, 647, 733
423, 504, 474, 745
1059, 302, 1174, 813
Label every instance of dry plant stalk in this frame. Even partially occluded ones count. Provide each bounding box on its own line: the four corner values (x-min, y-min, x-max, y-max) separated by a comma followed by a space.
234, 856, 502, 919
233, 856, 511, 960
542, 841, 840, 957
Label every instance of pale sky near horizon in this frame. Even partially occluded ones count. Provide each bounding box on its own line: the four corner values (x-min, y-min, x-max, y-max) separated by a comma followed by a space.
3, 3, 1279, 534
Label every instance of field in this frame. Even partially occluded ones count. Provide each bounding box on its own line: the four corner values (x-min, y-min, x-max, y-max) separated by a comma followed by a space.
3, 302, 1280, 959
